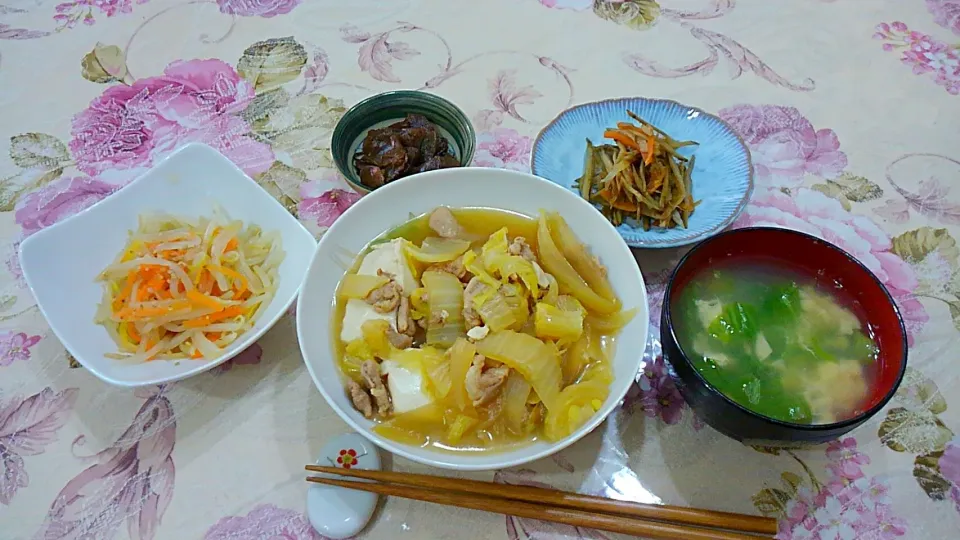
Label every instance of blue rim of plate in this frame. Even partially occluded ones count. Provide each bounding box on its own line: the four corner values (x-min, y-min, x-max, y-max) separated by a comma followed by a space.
531, 97, 754, 249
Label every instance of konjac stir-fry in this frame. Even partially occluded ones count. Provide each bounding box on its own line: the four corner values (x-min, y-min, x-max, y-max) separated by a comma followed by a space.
334, 207, 637, 451
95, 210, 283, 363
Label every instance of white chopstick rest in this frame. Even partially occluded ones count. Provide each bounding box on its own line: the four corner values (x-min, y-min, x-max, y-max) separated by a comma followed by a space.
307, 433, 381, 539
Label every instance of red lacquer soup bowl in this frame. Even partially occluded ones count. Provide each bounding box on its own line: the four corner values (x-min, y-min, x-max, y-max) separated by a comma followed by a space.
660, 227, 908, 446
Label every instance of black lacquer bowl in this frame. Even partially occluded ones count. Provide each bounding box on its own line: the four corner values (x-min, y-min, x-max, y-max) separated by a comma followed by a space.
660, 227, 908, 447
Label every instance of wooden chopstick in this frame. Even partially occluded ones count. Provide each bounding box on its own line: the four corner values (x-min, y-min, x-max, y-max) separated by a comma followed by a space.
306, 476, 766, 540
305, 465, 776, 539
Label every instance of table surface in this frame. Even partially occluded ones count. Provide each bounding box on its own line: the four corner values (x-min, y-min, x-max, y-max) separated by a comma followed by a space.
2, 1, 959, 538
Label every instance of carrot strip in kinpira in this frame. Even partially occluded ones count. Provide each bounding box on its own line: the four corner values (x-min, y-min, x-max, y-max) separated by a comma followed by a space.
574, 111, 698, 231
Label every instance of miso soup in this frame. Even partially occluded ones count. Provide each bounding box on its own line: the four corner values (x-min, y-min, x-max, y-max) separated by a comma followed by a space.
673, 262, 880, 425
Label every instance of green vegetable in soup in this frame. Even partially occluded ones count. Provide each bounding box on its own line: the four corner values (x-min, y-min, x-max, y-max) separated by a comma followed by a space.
696, 355, 813, 423
707, 302, 758, 345
760, 282, 802, 322
848, 331, 880, 365
675, 266, 877, 425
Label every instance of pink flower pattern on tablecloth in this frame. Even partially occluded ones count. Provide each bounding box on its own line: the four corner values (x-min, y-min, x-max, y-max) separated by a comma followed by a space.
734, 187, 928, 344
633, 354, 690, 426
298, 189, 363, 228
5, 243, 25, 288
204, 504, 322, 539
941, 438, 960, 514
69, 59, 273, 184
53, 0, 148, 29
874, 22, 960, 95
537, 0, 593, 10
0, 5, 956, 538
214, 343, 263, 373
642, 267, 670, 333
473, 128, 533, 172
0, 331, 42, 366
777, 438, 907, 539
826, 438, 872, 481
36, 387, 175, 540
927, 0, 960, 35
14, 176, 119, 237
0, 388, 78, 506
215, 0, 301, 18
718, 104, 848, 187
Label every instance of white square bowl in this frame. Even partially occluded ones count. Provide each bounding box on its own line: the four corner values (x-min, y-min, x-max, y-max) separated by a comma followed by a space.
19, 143, 317, 387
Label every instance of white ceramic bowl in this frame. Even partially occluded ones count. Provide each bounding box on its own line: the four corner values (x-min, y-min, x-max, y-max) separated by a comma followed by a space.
297, 167, 648, 470
19, 143, 317, 387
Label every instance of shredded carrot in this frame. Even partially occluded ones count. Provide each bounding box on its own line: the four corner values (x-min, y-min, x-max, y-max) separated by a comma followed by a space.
97, 211, 281, 362
127, 323, 141, 344
644, 133, 657, 165
594, 186, 638, 211
113, 271, 137, 311
186, 290, 224, 311
198, 269, 215, 294
116, 305, 175, 321
209, 264, 248, 295
183, 306, 245, 328
603, 130, 643, 152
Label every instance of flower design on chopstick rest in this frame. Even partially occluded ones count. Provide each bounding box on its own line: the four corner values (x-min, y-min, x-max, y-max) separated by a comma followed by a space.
495, 469, 611, 540
0, 387, 78, 506
205, 503, 323, 540
36, 386, 175, 540
874, 22, 960, 95
0, 331, 42, 366
329, 448, 367, 469
751, 438, 907, 539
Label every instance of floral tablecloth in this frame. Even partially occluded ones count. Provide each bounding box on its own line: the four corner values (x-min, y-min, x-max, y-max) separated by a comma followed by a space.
1, 1, 960, 538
